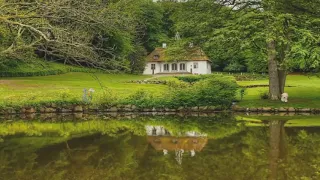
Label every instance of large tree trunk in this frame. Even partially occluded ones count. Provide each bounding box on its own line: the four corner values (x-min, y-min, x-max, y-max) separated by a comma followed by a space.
267, 40, 281, 100
278, 70, 287, 94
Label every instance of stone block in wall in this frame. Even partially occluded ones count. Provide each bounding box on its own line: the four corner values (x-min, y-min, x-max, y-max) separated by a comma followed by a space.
39, 107, 46, 113
262, 107, 272, 112
288, 107, 296, 112
207, 106, 216, 111
298, 108, 311, 112
61, 108, 72, 113
131, 105, 137, 111
108, 107, 118, 112
73, 105, 83, 112
164, 108, 172, 112
20, 108, 26, 114
278, 107, 287, 112
249, 108, 258, 112
7, 108, 16, 114
191, 107, 199, 111
25, 107, 36, 114
233, 106, 246, 112
26, 113, 36, 119
88, 106, 99, 112
45, 108, 56, 113
198, 106, 207, 112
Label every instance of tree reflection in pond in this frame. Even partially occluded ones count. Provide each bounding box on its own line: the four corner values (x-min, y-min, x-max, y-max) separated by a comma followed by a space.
0, 115, 319, 180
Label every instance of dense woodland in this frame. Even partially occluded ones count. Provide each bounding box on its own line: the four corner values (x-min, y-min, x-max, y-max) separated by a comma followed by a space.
0, 0, 320, 100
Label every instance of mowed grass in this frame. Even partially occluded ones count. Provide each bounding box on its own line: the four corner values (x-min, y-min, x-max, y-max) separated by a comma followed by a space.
0, 72, 319, 108
0, 72, 167, 105
237, 75, 320, 108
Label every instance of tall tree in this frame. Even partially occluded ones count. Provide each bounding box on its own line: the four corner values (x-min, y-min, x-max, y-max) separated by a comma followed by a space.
0, 0, 135, 70
174, 0, 320, 100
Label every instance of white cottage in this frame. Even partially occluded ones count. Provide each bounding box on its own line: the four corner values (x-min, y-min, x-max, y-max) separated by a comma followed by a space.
143, 44, 212, 75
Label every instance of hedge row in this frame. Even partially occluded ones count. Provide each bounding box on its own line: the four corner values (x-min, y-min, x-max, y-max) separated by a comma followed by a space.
0, 67, 120, 77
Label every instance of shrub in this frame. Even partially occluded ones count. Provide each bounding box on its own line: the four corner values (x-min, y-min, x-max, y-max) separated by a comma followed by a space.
124, 75, 239, 109
191, 75, 238, 108
0, 58, 119, 77
239, 88, 247, 100
167, 80, 190, 89
175, 74, 212, 83
124, 89, 158, 108
233, 73, 268, 81
95, 88, 120, 107
259, 91, 269, 99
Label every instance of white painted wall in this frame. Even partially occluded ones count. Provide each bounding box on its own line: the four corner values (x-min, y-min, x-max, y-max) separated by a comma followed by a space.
143, 61, 211, 75
143, 63, 161, 75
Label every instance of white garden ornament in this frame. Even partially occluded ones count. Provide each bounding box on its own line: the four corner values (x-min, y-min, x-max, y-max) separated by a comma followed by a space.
88, 88, 95, 93
281, 93, 289, 102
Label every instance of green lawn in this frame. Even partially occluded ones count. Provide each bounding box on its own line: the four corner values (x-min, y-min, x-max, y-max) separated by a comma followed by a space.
0, 72, 167, 106
0, 72, 319, 108
237, 75, 320, 108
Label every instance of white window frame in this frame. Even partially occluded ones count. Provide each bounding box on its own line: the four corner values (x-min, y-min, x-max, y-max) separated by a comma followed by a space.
179, 63, 186, 71
172, 63, 178, 71
193, 62, 198, 69
163, 64, 169, 71
151, 64, 156, 70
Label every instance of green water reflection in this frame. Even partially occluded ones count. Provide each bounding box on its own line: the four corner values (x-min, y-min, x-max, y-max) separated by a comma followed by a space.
0, 114, 320, 180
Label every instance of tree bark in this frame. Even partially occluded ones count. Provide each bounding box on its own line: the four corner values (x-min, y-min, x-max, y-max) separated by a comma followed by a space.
267, 40, 281, 100
278, 70, 287, 94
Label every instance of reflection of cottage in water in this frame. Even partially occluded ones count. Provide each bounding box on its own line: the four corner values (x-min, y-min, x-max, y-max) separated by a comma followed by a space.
146, 126, 208, 165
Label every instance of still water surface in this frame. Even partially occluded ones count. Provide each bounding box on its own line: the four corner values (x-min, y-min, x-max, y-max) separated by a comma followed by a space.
0, 113, 320, 180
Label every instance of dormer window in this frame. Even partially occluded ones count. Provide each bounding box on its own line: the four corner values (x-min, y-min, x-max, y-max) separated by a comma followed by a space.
153, 55, 160, 60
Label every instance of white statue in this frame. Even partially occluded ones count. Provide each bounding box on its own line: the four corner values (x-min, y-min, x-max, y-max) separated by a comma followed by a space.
163, 149, 168, 155
281, 93, 288, 102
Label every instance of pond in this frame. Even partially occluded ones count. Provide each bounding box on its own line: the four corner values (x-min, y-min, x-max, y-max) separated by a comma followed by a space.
0, 113, 320, 180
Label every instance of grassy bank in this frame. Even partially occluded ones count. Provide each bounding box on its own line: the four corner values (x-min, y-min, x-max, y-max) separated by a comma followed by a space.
237, 74, 320, 108
0, 58, 119, 77
0, 70, 319, 109
0, 72, 165, 106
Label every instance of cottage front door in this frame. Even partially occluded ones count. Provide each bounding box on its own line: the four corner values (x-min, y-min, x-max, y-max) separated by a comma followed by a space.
151, 64, 156, 75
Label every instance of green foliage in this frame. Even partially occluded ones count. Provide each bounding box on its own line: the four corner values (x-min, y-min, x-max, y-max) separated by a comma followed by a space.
223, 61, 246, 72
233, 73, 268, 81
175, 74, 212, 83
123, 75, 238, 109
259, 90, 269, 100
190, 75, 238, 107
124, 89, 156, 108
239, 88, 247, 101
0, 58, 119, 77
96, 88, 120, 107
168, 0, 320, 74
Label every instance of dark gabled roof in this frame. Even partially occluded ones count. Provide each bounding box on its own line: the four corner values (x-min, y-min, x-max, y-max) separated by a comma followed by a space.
146, 47, 210, 62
